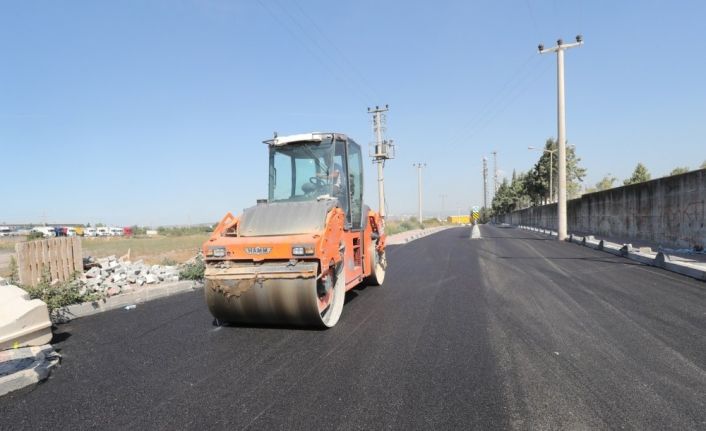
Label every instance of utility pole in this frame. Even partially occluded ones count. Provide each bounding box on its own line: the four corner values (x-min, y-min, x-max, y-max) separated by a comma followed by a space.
368, 105, 395, 221
482, 157, 489, 209
539, 35, 583, 241
492, 151, 498, 195
413, 163, 426, 224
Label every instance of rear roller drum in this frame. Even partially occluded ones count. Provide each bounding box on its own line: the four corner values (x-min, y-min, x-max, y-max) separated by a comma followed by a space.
366, 244, 386, 286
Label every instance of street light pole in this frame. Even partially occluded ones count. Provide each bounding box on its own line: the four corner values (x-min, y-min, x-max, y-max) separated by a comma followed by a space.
528, 146, 558, 203
539, 35, 583, 240
549, 151, 553, 203
413, 163, 426, 224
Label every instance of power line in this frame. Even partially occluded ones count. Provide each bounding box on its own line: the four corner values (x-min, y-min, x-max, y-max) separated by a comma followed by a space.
289, 0, 381, 102
457, 58, 552, 144
255, 0, 373, 105
446, 54, 543, 147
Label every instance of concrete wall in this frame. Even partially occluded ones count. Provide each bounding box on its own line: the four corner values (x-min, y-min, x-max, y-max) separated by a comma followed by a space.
499, 169, 706, 250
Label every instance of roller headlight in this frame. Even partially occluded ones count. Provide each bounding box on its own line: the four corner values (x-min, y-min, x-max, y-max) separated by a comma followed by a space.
292, 245, 315, 256
209, 246, 226, 258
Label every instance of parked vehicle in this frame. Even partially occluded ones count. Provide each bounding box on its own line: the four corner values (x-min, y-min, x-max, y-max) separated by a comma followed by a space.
74, 227, 84, 236
84, 228, 97, 237
0, 226, 11, 237
65, 227, 77, 237
123, 227, 133, 237
96, 227, 110, 237
31, 227, 55, 238
109, 227, 124, 236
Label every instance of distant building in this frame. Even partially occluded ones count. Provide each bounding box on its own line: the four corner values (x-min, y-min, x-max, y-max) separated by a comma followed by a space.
447, 215, 470, 224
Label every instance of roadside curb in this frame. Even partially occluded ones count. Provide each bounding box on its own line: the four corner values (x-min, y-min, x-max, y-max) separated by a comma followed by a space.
0, 344, 60, 397
55, 281, 202, 322
387, 226, 453, 246
516, 225, 706, 282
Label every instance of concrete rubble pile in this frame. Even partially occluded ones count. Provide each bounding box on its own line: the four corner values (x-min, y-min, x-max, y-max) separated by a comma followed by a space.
80, 256, 181, 297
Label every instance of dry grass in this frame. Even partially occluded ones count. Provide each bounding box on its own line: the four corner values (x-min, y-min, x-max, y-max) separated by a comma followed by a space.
81, 235, 208, 264
0, 237, 22, 252
0, 235, 208, 277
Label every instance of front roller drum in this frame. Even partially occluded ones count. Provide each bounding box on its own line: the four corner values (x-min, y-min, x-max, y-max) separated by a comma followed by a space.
204, 262, 345, 328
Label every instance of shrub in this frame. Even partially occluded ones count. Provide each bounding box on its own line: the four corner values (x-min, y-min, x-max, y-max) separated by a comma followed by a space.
8, 255, 19, 285
157, 226, 213, 237
26, 231, 44, 240
23, 271, 101, 314
179, 256, 205, 281
160, 257, 178, 266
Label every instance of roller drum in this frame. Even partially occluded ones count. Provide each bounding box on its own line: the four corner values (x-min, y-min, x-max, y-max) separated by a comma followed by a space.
204, 261, 344, 328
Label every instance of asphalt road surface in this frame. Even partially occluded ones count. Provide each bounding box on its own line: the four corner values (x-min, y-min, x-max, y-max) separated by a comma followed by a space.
2, 226, 705, 430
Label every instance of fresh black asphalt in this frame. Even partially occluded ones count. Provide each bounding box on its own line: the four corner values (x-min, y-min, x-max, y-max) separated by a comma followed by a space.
1, 225, 705, 430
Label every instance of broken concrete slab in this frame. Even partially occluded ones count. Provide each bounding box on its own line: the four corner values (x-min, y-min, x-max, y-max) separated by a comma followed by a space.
0, 344, 60, 397
85, 267, 101, 278
0, 285, 53, 351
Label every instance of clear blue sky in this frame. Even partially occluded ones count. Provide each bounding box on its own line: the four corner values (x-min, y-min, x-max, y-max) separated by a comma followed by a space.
2, 1, 705, 226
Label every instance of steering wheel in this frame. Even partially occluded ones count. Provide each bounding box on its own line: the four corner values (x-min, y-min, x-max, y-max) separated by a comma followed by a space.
309, 176, 327, 187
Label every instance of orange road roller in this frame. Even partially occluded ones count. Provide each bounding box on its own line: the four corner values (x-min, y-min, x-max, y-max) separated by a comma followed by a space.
203, 132, 387, 328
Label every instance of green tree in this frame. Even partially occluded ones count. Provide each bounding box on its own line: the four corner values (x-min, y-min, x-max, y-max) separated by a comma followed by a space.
624, 163, 651, 185
524, 138, 586, 203
595, 174, 617, 191
669, 166, 689, 176
491, 171, 530, 215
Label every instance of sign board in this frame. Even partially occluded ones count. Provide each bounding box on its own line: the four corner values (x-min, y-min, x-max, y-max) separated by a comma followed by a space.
471, 206, 480, 222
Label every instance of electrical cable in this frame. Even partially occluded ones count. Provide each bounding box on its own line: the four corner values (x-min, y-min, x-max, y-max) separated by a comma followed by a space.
255, 0, 372, 106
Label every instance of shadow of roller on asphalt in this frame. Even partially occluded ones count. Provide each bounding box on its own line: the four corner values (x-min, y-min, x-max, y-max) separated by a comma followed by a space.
212, 319, 331, 332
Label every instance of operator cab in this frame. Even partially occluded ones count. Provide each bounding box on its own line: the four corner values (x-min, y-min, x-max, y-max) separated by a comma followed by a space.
266, 132, 364, 229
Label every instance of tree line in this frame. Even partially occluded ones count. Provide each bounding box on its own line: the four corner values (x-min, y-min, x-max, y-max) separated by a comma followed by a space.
491, 138, 706, 216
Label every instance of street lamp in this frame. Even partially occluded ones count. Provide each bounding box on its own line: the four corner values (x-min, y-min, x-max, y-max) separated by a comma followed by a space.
528, 146, 557, 203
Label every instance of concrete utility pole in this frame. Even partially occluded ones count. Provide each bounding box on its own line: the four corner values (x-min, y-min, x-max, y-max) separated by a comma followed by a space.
413, 163, 426, 223
539, 35, 583, 241
492, 151, 498, 195
482, 157, 489, 209
368, 105, 395, 221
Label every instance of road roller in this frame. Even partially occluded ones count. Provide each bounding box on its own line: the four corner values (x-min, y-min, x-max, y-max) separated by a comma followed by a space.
202, 132, 387, 328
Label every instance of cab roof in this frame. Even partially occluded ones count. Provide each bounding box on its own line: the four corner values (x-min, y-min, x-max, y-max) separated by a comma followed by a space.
263, 132, 349, 146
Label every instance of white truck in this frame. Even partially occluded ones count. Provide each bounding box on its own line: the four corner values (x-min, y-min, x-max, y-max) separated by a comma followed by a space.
31, 227, 55, 238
